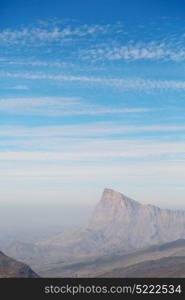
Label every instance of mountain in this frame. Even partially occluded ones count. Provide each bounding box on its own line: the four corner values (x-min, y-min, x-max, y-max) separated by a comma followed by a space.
87, 188, 185, 251
100, 239, 185, 278
101, 256, 185, 278
37, 188, 185, 260
3, 188, 185, 273
38, 239, 185, 277
0, 250, 39, 278
1, 240, 43, 263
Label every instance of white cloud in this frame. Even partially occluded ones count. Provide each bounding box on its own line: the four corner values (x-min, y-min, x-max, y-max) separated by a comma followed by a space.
1, 71, 185, 91
0, 123, 185, 138
0, 97, 153, 116
0, 138, 184, 161
1, 20, 184, 64
1, 21, 184, 64
0, 154, 184, 207
0, 22, 123, 46
81, 41, 185, 62
10, 85, 29, 90
0, 57, 74, 68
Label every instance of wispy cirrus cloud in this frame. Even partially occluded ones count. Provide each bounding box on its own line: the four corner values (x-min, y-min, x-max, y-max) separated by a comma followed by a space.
0, 58, 73, 68
1, 71, 185, 91
81, 41, 185, 62
0, 97, 153, 116
0, 139, 184, 161
1, 20, 184, 64
1, 123, 185, 138
0, 22, 123, 46
9, 85, 29, 90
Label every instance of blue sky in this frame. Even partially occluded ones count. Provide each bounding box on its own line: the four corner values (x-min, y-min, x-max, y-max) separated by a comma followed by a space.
0, 0, 185, 208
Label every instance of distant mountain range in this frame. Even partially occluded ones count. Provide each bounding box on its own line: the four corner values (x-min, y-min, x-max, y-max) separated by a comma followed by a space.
0, 250, 38, 278
101, 256, 185, 278
38, 239, 185, 277
2, 188, 185, 277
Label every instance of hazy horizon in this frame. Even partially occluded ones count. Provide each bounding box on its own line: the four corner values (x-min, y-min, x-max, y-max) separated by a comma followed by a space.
1, 187, 185, 240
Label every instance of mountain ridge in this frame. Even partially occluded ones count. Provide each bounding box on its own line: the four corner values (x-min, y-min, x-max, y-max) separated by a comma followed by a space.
98, 188, 184, 212
0, 250, 39, 278
38, 239, 185, 277
101, 188, 184, 213
87, 188, 185, 251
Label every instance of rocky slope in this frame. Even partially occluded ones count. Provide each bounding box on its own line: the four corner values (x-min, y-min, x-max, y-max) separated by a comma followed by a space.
38, 239, 185, 277
101, 256, 185, 278
0, 250, 39, 278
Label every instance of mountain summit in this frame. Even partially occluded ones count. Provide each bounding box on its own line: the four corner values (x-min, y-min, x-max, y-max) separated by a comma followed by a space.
88, 188, 141, 232
87, 188, 185, 251
100, 188, 141, 207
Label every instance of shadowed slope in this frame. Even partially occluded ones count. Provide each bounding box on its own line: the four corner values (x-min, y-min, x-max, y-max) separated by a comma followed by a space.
0, 250, 39, 278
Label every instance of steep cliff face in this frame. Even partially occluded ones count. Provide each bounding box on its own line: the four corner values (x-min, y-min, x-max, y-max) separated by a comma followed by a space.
87, 189, 185, 250
88, 188, 141, 231
0, 250, 39, 278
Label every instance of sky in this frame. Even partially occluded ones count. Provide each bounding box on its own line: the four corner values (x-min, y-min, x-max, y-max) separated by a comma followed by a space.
0, 0, 185, 209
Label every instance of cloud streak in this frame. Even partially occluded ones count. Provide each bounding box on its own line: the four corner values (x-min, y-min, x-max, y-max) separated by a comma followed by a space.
81, 41, 185, 62
0, 123, 185, 138
0, 139, 184, 162
0, 97, 153, 116
9, 85, 29, 90
0, 22, 123, 46
1, 71, 185, 91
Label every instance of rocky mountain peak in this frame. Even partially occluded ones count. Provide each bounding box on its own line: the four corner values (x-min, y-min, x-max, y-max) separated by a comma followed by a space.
101, 188, 141, 209
88, 189, 141, 231
87, 188, 185, 251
